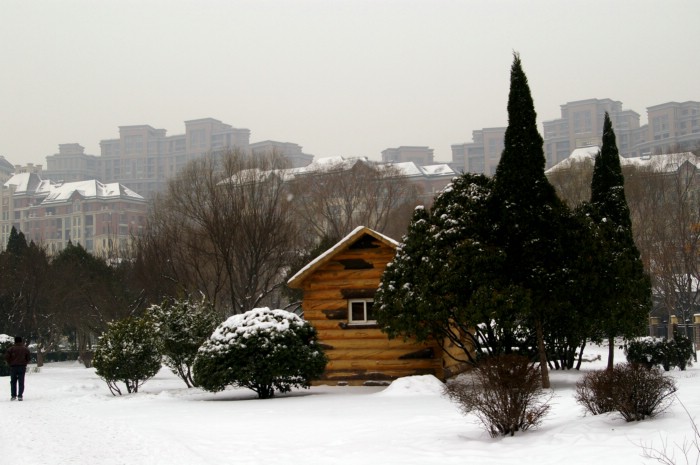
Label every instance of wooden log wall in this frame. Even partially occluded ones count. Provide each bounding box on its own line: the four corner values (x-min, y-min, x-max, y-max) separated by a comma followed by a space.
300, 235, 444, 385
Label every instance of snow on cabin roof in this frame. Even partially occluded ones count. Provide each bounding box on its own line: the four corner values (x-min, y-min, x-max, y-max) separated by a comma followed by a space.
287, 226, 399, 288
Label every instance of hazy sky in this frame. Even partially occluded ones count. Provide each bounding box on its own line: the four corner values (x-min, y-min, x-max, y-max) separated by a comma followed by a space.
2, 0, 699, 166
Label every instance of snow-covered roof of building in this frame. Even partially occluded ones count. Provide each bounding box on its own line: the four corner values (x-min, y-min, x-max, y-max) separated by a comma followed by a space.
4, 172, 53, 194
287, 226, 398, 288
3, 173, 144, 203
379, 161, 456, 178
546, 148, 700, 174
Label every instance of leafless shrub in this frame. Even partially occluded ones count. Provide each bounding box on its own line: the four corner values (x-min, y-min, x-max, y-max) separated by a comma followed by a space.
575, 369, 618, 415
575, 363, 677, 421
445, 354, 552, 437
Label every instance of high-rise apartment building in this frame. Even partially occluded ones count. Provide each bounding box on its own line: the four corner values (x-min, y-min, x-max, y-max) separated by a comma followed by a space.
452, 99, 700, 173
450, 127, 506, 175
43, 118, 252, 199
249, 141, 313, 168
543, 99, 642, 166
381, 146, 435, 166
639, 101, 700, 156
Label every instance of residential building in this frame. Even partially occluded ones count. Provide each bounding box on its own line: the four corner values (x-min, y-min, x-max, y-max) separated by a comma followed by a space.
543, 99, 642, 166
381, 146, 434, 166
98, 118, 251, 198
1, 172, 147, 257
249, 141, 313, 168
44, 144, 99, 182
450, 127, 506, 175
453, 99, 699, 174
43, 118, 251, 199
635, 101, 700, 156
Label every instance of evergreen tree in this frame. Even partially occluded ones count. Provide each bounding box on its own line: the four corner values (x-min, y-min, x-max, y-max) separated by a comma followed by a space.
147, 295, 220, 387
5, 226, 28, 257
93, 316, 162, 395
376, 174, 530, 364
489, 53, 574, 388
589, 112, 652, 369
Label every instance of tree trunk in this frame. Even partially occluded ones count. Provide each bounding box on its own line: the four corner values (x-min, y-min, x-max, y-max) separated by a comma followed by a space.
575, 341, 586, 370
607, 335, 615, 371
536, 320, 550, 388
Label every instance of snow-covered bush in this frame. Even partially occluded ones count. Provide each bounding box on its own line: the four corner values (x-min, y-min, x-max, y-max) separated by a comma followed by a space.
626, 336, 694, 371
445, 354, 551, 437
147, 296, 220, 387
193, 308, 327, 399
575, 363, 677, 421
92, 317, 162, 395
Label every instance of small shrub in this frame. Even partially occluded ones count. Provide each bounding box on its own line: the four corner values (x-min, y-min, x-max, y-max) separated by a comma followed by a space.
92, 317, 162, 395
575, 363, 677, 421
444, 354, 551, 437
574, 369, 617, 415
194, 308, 327, 399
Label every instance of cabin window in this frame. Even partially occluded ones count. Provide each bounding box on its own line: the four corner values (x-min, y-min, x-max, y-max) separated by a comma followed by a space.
348, 299, 376, 324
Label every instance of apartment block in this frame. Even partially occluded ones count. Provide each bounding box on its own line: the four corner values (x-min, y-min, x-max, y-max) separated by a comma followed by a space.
249, 140, 313, 168
453, 99, 700, 174
381, 146, 435, 166
1, 172, 147, 257
43, 118, 252, 199
450, 127, 506, 175
543, 99, 642, 166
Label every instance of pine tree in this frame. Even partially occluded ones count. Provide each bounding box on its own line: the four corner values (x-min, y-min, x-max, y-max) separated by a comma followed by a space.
590, 112, 652, 369
490, 53, 573, 388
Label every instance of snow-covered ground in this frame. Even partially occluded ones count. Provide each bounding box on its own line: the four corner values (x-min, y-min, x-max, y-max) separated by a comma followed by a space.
4, 343, 699, 465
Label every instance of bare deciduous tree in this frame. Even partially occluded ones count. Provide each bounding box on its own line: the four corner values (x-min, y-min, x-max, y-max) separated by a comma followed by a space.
287, 158, 420, 242
134, 150, 299, 315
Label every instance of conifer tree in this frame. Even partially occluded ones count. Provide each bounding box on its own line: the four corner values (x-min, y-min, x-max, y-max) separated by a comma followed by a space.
589, 112, 651, 369
490, 53, 573, 388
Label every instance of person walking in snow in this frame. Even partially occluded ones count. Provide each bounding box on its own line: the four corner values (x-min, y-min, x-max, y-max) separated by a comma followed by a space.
4, 336, 31, 401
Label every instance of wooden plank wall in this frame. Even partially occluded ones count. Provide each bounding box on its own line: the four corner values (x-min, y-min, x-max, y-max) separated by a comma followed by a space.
301, 237, 443, 385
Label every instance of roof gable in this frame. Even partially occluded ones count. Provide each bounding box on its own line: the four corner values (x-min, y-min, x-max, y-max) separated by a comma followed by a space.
287, 226, 398, 288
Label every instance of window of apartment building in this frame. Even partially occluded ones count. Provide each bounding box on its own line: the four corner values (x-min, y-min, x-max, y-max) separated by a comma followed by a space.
573, 111, 592, 134
124, 135, 143, 155
212, 134, 225, 148
348, 299, 376, 324
189, 129, 206, 149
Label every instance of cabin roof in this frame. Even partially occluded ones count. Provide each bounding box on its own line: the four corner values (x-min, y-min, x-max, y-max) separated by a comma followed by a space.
287, 226, 398, 289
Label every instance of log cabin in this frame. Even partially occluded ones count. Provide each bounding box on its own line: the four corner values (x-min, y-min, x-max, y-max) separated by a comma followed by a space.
287, 226, 466, 386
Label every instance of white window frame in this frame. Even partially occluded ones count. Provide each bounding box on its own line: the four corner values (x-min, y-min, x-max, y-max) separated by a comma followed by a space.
348, 299, 376, 324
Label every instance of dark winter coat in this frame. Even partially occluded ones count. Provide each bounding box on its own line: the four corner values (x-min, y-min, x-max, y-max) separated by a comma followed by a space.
4, 343, 30, 367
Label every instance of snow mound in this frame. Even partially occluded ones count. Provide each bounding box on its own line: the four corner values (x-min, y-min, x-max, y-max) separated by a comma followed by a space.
376, 375, 445, 397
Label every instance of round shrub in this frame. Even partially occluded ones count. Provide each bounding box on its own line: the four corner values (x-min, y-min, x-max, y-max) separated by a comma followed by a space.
193, 307, 327, 399
93, 317, 162, 395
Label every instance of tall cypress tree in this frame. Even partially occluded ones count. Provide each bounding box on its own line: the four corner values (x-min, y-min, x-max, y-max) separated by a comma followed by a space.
590, 112, 651, 369
490, 53, 572, 388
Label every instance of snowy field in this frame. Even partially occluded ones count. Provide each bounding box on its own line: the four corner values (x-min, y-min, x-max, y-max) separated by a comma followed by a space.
4, 343, 700, 465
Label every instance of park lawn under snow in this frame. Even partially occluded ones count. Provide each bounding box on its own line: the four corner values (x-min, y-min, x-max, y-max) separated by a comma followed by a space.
4, 343, 700, 465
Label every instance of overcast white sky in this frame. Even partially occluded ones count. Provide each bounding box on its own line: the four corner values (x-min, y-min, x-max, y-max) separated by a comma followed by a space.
1, 0, 698, 166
